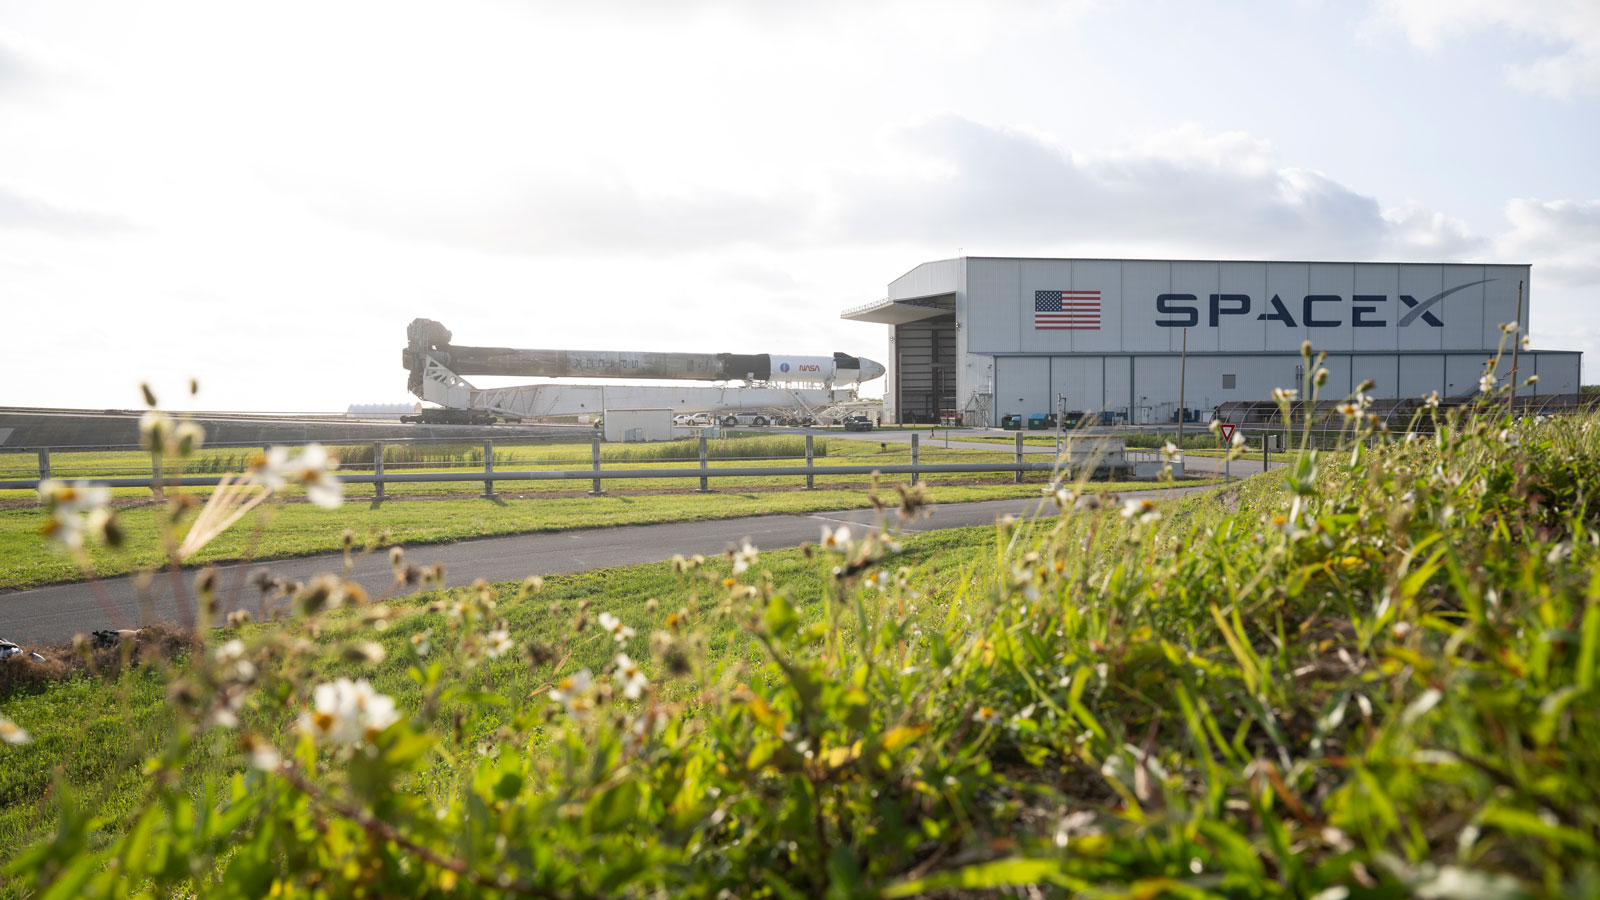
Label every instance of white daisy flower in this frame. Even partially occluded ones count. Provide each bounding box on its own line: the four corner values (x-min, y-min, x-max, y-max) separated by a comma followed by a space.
614, 653, 648, 700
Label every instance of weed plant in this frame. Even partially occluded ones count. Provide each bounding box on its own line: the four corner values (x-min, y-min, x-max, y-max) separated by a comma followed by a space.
7, 345, 1600, 897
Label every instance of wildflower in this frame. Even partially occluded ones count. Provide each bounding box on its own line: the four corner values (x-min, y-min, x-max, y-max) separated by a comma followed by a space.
973, 706, 1002, 726
731, 538, 759, 575
1423, 391, 1441, 408
1500, 320, 1518, 334
297, 678, 399, 746
864, 570, 890, 591
37, 479, 112, 549
598, 612, 636, 644
548, 668, 595, 716
1160, 441, 1179, 461
1231, 431, 1246, 448
821, 524, 852, 549
1479, 372, 1496, 394
1121, 497, 1159, 525
1271, 388, 1299, 403
254, 444, 343, 507
241, 733, 280, 771
172, 420, 205, 457
614, 653, 648, 700
214, 639, 257, 681
0, 717, 29, 745
1337, 402, 1361, 420
410, 629, 432, 657
138, 410, 170, 452
1313, 367, 1329, 387
485, 627, 513, 659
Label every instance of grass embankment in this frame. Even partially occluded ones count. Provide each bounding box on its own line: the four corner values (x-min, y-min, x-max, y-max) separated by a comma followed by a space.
9, 403, 1598, 896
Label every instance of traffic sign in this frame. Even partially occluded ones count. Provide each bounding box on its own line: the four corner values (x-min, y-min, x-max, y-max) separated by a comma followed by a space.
1219, 423, 1236, 443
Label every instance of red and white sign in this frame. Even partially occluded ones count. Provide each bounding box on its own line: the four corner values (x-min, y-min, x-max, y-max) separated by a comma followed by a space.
1219, 423, 1236, 443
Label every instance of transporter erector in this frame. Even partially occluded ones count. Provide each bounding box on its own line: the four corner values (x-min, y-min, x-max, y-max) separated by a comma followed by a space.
401, 318, 886, 425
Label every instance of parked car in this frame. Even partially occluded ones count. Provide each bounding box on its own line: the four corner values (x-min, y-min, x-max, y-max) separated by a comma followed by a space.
842, 415, 874, 432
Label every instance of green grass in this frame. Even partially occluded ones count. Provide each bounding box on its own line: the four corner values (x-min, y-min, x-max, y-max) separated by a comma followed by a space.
0, 524, 1004, 874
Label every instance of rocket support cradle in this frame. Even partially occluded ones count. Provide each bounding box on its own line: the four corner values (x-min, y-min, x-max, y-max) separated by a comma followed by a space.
402, 318, 885, 422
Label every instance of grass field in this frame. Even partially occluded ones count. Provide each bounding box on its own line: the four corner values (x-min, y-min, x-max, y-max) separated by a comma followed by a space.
0, 523, 1003, 877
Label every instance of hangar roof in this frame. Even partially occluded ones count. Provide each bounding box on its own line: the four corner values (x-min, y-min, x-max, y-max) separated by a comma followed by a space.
840, 291, 955, 324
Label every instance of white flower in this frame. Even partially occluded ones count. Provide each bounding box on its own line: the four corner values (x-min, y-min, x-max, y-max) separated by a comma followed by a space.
485, 627, 513, 659
1160, 441, 1179, 461
1231, 431, 1246, 448
297, 678, 399, 746
614, 653, 648, 700
973, 706, 1002, 726
598, 612, 636, 644
249, 742, 281, 771
1479, 372, 1497, 394
37, 479, 112, 549
1121, 498, 1159, 525
1272, 388, 1299, 402
1423, 391, 1441, 408
548, 668, 595, 716
821, 524, 852, 549
213, 639, 256, 681
0, 716, 30, 745
410, 630, 432, 657
863, 569, 890, 591
731, 538, 759, 575
254, 444, 343, 507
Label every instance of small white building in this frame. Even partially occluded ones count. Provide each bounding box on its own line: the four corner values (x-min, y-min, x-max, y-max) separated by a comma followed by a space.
603, 408, 674, 443
842, 257, 1581, 425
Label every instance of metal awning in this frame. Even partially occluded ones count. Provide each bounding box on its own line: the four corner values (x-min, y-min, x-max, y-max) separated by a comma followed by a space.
839, 291, 956, 324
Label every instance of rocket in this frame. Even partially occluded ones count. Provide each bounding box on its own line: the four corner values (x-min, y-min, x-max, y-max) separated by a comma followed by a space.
403, 319, 886, 389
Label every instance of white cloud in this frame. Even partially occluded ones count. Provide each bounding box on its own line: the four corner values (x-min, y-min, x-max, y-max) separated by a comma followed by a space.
829, 117, 1486, 260
0, 185, 131, 234
1497, 198, 1600, 286
1372, 0, 1600, 98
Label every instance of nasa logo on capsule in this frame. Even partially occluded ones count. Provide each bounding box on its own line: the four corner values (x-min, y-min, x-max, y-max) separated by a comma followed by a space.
780, 363, 790, 373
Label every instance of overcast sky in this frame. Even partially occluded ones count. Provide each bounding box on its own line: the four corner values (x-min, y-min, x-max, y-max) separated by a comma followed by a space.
3, 0, 1597, 410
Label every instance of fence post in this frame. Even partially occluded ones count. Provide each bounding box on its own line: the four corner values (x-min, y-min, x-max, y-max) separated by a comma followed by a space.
482, 440, 497, 498
589, 435, 605, 496
1014, 431, 1024, 484
910, 432, 919, 485
805, 434, 814, 490
373, 442, 385, 502
36, 449, 49, 501
698, 435, 710, 492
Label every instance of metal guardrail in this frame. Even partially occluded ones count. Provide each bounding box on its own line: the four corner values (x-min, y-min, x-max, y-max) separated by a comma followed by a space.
3, 434, 1060, 498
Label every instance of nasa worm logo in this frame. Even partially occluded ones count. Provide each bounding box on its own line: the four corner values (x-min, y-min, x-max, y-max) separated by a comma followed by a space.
780, 363, 790, 373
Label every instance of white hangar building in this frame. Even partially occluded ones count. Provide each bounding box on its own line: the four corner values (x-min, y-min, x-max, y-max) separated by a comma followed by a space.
841, 257, 1583, 425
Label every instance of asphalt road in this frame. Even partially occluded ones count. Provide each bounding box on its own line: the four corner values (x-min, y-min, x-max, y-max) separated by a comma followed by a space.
0, 481, 1233, 649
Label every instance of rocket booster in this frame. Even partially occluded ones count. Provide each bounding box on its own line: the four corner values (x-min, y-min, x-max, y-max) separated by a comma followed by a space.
403, 319, 885, 387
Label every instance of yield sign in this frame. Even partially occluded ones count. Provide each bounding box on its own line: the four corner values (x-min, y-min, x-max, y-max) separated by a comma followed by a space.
1219, 423, 1236, 443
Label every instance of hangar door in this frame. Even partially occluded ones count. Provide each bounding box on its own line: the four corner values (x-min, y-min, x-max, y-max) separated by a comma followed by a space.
995, 357, 1051, 425
895, 315, 956, 423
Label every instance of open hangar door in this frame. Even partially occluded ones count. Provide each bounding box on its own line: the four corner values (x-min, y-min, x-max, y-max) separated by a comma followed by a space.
894, 314, 956, 423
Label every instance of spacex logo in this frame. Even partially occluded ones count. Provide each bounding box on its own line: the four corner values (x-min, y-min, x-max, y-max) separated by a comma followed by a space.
1154, 279, 1493, 329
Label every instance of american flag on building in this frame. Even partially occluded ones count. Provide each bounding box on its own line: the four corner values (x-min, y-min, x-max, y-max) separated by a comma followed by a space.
1034, 290, 1101, 330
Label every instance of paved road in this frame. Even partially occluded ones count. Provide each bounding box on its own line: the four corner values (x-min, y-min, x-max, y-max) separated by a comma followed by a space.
0, 481, 1234, 648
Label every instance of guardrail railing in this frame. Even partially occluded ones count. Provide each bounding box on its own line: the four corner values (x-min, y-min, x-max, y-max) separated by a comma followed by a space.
3, 433, 1068, 499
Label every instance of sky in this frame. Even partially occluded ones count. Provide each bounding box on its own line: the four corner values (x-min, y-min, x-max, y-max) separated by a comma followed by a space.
2, 0, 1597, 410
